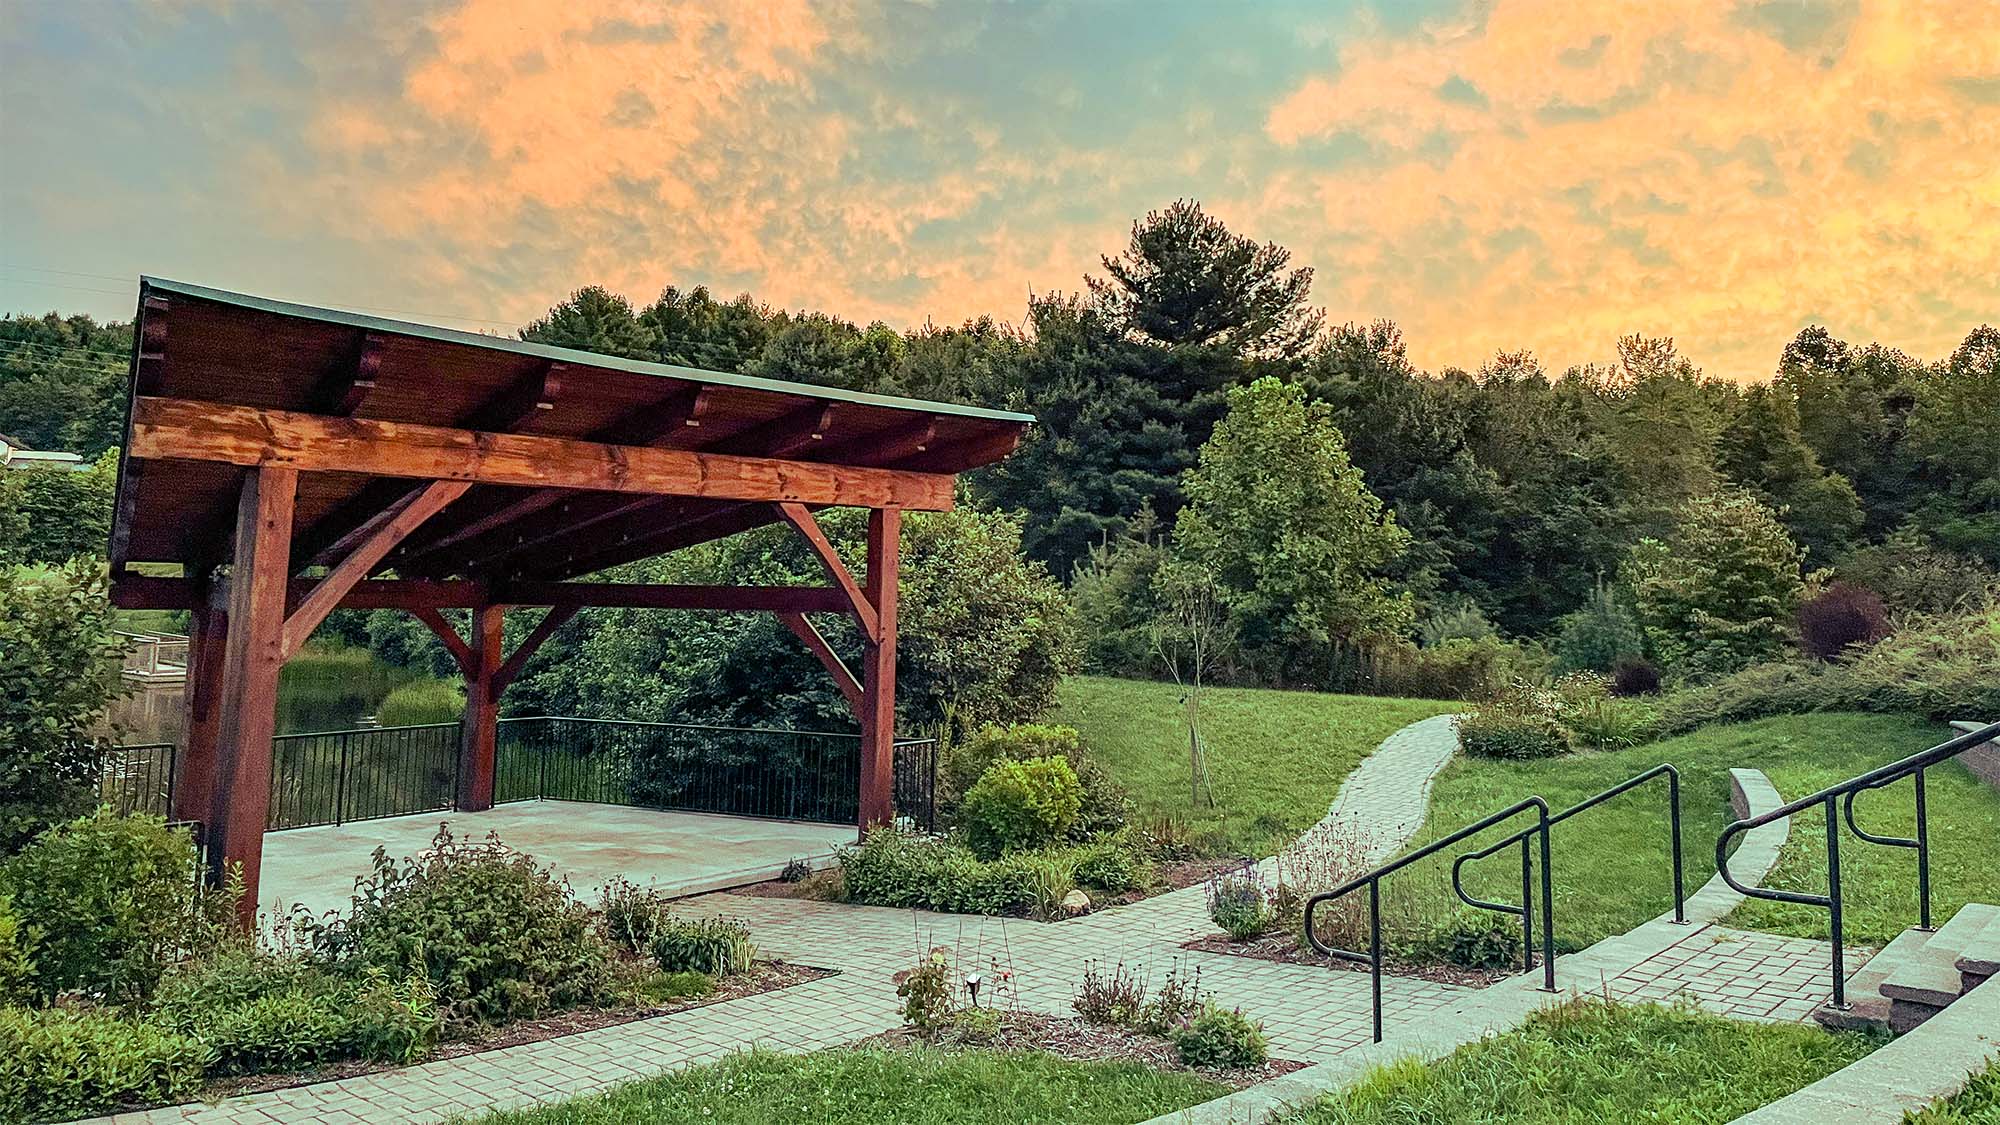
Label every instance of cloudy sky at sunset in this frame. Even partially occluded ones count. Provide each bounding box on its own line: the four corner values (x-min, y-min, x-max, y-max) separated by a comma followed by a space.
2, 0, 1996, 379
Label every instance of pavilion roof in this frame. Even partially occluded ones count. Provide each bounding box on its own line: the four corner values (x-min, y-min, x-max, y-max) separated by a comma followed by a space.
111, 278, 1033, 582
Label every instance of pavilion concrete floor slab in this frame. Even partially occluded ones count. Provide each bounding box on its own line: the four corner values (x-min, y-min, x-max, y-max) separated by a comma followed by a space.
254, 801, 856, 920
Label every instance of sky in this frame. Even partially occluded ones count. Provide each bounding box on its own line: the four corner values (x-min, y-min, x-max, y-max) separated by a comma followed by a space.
2, 0, 1997, 380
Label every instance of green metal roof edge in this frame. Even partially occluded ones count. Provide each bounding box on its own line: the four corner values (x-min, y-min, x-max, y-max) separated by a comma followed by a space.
139, 276, 1037, 425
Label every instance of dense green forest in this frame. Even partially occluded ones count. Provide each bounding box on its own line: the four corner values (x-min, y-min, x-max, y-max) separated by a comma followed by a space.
3, 200, 1995, 713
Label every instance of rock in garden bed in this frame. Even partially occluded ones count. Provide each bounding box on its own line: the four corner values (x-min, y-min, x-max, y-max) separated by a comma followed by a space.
859, 1010, 1310, 1090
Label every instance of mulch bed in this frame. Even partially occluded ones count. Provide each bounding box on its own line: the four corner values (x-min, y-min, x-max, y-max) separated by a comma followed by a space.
1184, 931, 1523, 988
858, 1010, 1310, 1090
199, 960, 836, 1101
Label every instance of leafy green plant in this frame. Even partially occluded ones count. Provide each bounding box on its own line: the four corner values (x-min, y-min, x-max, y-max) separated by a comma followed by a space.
0, 561, 127, 851
959, 755, 1084, 859
0, 1005, 210, 1122
648, 916, 755, 977
149, 947, 438, 1073
896, 947, 956, 1031
1073, 960, 1149, 1027
1456, 685, 1571, 760
1553, 580, 1646, 675
1069, 834, 1148, 893
1169, 1003, 1268, 1069
0, 894, 31, 1004
299, 826, 610, 1028
1395, 909, 1523, 970
942, 724, 1129, 840
0, 811, 232, 1004
1904, 1062, 1998, 1123
839, 826, 1147, 917
1012, 851, 1079, 921
1627, 489, 1806, 677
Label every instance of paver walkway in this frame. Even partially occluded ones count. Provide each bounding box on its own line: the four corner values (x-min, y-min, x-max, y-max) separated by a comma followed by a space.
1605, 924, 1872, 1023
79, 719, 1854, 1125
1314, 712, 1460, 864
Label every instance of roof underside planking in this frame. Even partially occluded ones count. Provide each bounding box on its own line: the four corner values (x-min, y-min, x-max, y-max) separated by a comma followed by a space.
111, 278, 1034, 584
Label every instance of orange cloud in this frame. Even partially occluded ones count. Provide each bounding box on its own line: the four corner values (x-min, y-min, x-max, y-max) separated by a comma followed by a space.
1253, 0, 2000, 376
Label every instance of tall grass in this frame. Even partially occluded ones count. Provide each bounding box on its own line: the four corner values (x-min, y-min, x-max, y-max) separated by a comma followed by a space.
375, 680, 466, 727
277, 643, 430, 732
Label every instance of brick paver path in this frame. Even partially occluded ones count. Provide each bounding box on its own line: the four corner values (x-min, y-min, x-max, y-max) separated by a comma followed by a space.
1604, 924, 1871, 1023
78, 718, 1851, 1125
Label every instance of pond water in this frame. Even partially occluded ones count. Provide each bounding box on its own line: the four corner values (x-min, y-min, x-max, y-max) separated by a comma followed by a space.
104, 645, 432, 744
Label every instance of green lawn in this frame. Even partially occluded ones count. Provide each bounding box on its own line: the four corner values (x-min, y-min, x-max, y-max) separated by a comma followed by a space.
459, 1046, 1228, 1125
1412, 712, 1983, 950
1055, 675, 1458, 856
1905, 1062, 1999, 1123
1278, 998, 1878, 1125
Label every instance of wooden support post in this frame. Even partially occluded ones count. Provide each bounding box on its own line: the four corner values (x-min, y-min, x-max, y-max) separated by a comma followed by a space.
456, 604, 505, 812
171, 596, 226, 823
207, 466, 297, 926
857, 508, 901, 831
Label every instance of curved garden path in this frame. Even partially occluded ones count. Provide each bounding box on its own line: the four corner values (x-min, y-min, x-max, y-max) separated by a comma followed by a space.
1310, 712, 1460, 865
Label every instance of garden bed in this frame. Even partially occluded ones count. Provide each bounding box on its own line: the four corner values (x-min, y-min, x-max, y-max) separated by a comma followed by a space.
728, 855, 1243, 917
861, 1010, 1310, 1090
199, 960, 836, 1102
1182, 932, 1517, 988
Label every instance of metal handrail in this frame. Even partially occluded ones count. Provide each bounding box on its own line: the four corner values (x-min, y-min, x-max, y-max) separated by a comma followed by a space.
1303, 796, 1557, 1043
1716, 720, 2000, 1009
1451, 764, 1686, 971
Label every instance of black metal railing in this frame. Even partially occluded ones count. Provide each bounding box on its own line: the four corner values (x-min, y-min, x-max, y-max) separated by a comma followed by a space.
1450, 764, 1687, 973
106, 717, 940, 834
1304, 797, 1558, 1043
1716, 720, 2000, 1009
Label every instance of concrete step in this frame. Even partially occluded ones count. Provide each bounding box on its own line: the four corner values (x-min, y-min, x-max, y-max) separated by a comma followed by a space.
1954, 909, 2000, 990
1880, 905, 1999, 1032
1815, 924, 1930, 1033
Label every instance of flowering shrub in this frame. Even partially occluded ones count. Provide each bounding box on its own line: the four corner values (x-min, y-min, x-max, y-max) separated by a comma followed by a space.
1457, 685, 1570, 760
1206, 867, 1273, 941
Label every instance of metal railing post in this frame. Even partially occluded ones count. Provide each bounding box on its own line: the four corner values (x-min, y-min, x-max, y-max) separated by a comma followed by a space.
1667, 766, 1686, 923
334, 732, 350, 826
1914, 766, 1931, 931
1826, 795, 1845, 1009
1537, 811, 1556, 992
1518, 836, 1535, 973
1368, 879, 1383, 1044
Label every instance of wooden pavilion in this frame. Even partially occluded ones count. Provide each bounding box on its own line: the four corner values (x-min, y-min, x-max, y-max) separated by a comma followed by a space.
106, 278, 1033, 922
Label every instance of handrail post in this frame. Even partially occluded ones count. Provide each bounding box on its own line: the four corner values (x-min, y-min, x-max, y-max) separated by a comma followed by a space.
1914, 766, 1932, 931
334, 732, 350, 826
1368, 879, 1383, 1043
1538, 810, 1556, 992
1518, 836, 1535, 973
1668, 766, 1686, 924
1826, 795, 1846, 1009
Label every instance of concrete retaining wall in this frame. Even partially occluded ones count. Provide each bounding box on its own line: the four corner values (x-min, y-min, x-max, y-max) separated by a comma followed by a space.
1949, 720, 2000, 791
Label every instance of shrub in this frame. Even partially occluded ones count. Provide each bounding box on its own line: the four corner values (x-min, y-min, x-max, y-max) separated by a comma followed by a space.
0, 811, 231, 1004
300, 826, 610, 1028
1798, 582, 1890, 661
943, 724, 1129, 840
1136, 962, 1208, 1037
648, 916, 755, 977
1069, 835, 1149, 894
1627, 489, 1806, 677
1170, 1003, 1268, 1069
613, 968, 714, 1007
959, 756, 1083, 859
839, 826, 1145, 918
1837, 529, 1997, 616
1611, 657, 1661, 696
373, 679, 465, 727
1456, 685, 1571, 760
1553, 581, 1646, 674
599, 876, 666, 956
0, 561, 127, 851
1206, 868, 1273, 941
150, 948, 438, 1073
1362, 636, 1551, 701
0, 894, 31, 1004
0, 1005, 210, 1121
1396, 909, 1523, 970
1418, 603, 1497, 647
1010, 851, 1079, 921
1562, 694, 1657, 751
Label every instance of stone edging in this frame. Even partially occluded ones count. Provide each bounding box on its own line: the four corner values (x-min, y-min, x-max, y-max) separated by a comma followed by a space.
1134, 767, 1794, 1124
1948, 720, 2000, 792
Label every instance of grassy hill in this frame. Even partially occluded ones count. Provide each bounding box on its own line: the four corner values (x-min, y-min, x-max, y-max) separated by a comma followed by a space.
1053, 675, 1458, 857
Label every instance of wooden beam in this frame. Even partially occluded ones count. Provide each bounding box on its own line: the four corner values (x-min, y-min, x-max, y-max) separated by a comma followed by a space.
528, 500, 779, 581
857, 507, 901, 830
130, 396, 957, 511
492, 605, 578, 692
312, 332, 383, 416
466, 362, 562, 433
115, 574, 855, 613
775, 502, 877, 640
281, 480, 471, 659
171, 597, 226, 823
778, 611, 863, 711
457, 605, 504, 812
110, 294, 171, 567
597, 383, 713, 446
206, 466, 296, 926
410, 607, 475, 676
